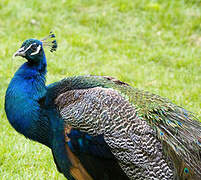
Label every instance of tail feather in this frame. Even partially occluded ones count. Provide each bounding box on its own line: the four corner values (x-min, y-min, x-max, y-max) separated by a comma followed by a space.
155, 107, 201, 179
110, 79, 201, 179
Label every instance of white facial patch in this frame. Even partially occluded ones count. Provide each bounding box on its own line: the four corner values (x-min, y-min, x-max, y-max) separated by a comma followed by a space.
30, 45, 41, 56
24, 43, 34, 53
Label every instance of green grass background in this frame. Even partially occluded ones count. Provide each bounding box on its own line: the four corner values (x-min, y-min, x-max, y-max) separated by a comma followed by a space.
0, 0, 201, 179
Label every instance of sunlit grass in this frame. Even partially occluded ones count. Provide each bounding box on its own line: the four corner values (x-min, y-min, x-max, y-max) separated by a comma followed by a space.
0, 0, 201, 179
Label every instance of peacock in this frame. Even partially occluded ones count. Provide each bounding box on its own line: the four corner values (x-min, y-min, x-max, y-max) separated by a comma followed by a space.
5, 33, 201, 180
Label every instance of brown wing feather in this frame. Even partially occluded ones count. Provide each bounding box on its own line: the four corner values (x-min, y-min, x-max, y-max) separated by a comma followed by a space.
65, 144, 93, 180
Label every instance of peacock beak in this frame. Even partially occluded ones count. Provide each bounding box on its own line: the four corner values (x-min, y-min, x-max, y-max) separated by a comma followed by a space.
13, 47, 26, 58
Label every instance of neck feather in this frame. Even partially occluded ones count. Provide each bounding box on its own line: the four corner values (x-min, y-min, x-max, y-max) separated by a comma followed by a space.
5, 56, 51, 147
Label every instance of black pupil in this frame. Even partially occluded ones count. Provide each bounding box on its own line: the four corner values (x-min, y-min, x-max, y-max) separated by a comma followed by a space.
31, 44, 37, 51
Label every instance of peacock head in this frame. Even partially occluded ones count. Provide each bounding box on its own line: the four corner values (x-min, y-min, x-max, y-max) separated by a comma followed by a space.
13, 32, 57, 64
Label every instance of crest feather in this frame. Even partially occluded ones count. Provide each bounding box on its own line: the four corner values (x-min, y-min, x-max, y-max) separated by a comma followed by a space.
41, 32, 57, 52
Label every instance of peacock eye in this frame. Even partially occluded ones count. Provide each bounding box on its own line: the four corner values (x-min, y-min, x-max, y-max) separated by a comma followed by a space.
31, 44, 37, 51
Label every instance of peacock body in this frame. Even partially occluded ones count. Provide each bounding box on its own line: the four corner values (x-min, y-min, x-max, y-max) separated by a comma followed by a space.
5, 34, 201, 180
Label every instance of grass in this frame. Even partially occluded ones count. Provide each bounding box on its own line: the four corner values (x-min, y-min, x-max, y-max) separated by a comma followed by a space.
0, 0, 201, 179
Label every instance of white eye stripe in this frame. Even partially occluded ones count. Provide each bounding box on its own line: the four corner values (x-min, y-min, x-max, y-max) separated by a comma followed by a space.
30, 45, 41, 56
23, 43, 34, 53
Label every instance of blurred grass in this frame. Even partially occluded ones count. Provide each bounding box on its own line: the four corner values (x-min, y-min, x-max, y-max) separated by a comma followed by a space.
0, 0, 201, 179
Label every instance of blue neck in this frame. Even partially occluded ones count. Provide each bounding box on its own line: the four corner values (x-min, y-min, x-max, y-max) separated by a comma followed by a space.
5, 55, 51, 146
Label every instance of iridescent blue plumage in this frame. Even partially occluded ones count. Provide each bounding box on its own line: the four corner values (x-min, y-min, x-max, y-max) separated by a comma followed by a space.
6, 34, 201, 180
5, 35, 128, 180
5, 40, 49, 145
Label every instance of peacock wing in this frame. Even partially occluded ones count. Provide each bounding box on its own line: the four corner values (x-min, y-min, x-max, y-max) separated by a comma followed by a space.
47, 76, 131, 180
53, 85, 176, 179
48, 75, 201, 179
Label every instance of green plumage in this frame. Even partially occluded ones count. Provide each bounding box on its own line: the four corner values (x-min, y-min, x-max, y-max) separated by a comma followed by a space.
6, 36, 201, 180
52, 75, 201, 179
